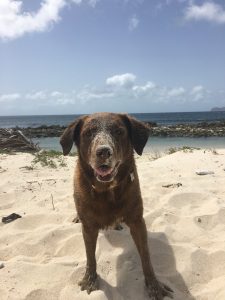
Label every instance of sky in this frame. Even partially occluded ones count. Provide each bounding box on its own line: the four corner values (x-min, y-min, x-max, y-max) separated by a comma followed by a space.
0, 0, 225, 115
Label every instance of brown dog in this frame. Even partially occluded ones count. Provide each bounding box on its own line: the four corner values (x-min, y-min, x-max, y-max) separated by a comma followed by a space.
60, 113, 173, 300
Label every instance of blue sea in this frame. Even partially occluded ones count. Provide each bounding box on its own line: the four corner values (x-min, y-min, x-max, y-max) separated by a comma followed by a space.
0, 112, 225, 152
1, 111, 225, 128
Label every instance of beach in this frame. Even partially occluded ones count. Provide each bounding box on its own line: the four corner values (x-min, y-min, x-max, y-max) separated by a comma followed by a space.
1, 112, 225, 153
0, 149, 225, 300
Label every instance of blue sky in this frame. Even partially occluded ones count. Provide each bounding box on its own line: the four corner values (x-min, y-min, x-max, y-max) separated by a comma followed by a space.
0, 0, 225, 115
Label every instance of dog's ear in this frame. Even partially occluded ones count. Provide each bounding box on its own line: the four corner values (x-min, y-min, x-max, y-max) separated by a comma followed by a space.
60, 116, 85, 155
122, 114, 150, 156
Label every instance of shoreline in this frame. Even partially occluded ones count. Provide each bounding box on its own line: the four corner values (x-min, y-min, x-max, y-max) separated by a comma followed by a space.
2, 120, 225, 138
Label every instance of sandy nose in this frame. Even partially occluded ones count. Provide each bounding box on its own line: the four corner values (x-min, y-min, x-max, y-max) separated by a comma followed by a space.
96, 145, 113, 159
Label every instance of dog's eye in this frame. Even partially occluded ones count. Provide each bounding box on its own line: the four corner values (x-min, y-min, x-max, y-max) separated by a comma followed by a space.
115, 128, 123, 136
84, 130, 92, 137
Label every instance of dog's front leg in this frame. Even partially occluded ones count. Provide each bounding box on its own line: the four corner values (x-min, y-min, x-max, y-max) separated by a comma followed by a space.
128, 218, 173, 300
79, 224, 99, 294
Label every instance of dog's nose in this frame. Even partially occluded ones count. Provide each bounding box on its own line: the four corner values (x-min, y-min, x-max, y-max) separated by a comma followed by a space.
96, 146, 112, 159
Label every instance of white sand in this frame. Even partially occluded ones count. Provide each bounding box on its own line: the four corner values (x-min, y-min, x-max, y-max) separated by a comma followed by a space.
0, 149, 225, 300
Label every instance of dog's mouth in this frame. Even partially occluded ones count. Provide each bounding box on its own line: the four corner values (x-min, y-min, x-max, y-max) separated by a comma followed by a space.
94, 162, 120, 182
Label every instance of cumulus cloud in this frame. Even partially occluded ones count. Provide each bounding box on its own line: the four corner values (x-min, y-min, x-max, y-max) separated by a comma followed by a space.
0, 93, 21, 101
185, 1, 225, 24
190, 85, 205, 101
167, 87, 186, 97
25, 91, 47, 100
50, 91, 63, 97
1, 75, 220, 114
0, 0, 67, 40
106, 73, 136, 88
128, 14, 139, 31
77, 90, 114, 101
191, 85, 204, 94
0, 0, 99, 41
132, 81, 156, 96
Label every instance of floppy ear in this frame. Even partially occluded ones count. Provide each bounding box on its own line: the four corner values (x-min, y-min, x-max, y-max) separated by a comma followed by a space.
60, 117, 85, 155
122, 114, 150, 156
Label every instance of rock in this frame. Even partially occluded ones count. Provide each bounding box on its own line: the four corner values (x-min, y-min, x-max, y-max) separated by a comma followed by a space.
0, 262, 4, 269
2, 213, 22, 224
196, 170, 215, 175
2, 120, 225, 138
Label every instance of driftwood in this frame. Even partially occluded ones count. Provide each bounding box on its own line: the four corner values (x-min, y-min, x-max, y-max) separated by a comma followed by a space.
0, 128, 39, 152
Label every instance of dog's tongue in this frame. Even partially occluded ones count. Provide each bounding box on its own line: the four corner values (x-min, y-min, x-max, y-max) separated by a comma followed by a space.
95, 166, 113, 177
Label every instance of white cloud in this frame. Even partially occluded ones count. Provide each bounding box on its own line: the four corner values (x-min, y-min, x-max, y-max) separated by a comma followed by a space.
2, 77, 221, 115
0, 0, 99, 41
50, 91, 63, 97
185, 1, 225, 24
25, 91, 47, 100
0, 0, 67, 40
191, 85, 204, 94
167, 86, 186, 97
132, 81, 156, 96
106, 73, 136, 88
0, 93, 21, 101
77, 90, 114, 100
128, 14, 139, 31
190, 85, 205, 101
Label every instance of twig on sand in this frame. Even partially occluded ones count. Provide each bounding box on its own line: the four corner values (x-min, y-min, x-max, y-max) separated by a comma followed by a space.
0, 166, 7, 173
51, 194, 55, 210
162, 183, 182, 188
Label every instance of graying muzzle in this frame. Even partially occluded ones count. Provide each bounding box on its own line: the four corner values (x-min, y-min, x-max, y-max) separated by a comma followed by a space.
96, 145, 113, 159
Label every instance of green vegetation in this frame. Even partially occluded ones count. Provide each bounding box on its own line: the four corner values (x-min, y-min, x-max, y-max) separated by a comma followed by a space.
32, 151, 57, 168
29, 150, 77, 169
150, 150, 162, 160
0, 149, 14, 155
167, 146, 201, 155
20, 165, 35, 171
0, 148, 78, 169
210, 148, 219, 155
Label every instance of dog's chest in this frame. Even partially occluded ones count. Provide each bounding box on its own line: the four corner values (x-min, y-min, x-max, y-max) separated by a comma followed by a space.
90, 189, 126, 226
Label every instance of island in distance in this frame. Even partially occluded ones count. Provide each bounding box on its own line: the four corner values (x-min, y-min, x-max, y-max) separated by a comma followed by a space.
211, 106, 225, 111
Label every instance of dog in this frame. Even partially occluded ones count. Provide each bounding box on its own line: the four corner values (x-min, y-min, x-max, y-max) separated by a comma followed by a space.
60, 113, 173, 299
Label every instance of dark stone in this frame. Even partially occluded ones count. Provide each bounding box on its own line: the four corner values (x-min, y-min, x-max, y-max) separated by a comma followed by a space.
2, 213, 22, 224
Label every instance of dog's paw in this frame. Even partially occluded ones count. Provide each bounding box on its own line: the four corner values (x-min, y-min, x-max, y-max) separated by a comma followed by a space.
78, 272, 99, 294
146, 280, 173, 300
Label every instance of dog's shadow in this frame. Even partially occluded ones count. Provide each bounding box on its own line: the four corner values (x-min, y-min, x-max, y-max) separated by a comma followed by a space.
98, 226, 195, 300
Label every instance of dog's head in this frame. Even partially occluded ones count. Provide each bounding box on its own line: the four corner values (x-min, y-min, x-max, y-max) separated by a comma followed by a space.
60, 113, 150, 183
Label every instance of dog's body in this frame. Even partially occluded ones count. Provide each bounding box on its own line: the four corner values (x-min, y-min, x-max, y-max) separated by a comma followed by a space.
60, 113, 172, 300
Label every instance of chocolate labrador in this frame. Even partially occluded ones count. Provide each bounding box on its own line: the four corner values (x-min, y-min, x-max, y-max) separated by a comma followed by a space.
60, 113, 173, 299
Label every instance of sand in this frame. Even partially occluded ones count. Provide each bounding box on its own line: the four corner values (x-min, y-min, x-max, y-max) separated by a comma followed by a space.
0, 149, 225, 300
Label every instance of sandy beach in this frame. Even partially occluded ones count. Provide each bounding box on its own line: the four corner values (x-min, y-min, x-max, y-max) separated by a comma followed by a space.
0, 149, 225, 300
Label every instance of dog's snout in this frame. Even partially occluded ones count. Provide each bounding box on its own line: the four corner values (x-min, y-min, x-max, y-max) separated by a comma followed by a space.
96, 146, 112, 159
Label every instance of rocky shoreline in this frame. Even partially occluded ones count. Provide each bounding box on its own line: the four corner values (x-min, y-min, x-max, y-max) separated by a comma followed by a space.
149, 121, 225, 137
2, 120, 224, 138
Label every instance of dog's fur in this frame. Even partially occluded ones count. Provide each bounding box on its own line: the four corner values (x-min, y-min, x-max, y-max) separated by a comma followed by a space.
60, 113, 173, 299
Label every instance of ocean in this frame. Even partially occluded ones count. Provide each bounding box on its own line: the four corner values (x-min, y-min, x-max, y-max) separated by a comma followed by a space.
1, 111, 225, 128
1, 112, 225, 152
